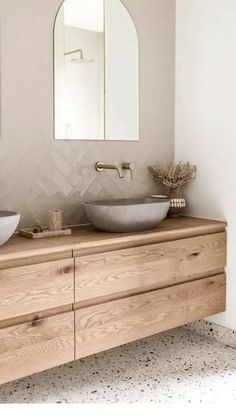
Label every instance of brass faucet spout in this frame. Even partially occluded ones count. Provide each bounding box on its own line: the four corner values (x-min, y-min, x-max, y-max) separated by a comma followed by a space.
95, 162, 124, 178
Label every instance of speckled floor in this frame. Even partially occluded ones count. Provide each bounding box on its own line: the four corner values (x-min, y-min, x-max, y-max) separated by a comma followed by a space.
0, 326, 236, 404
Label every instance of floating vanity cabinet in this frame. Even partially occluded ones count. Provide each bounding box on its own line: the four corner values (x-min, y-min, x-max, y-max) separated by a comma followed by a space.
0, 217, 227, 385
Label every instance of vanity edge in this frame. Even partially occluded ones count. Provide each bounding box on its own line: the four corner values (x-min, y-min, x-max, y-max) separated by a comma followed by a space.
0, 216, 227, 265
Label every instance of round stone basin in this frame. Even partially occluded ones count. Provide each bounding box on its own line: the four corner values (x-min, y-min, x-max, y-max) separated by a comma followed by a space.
0, 211, 21, 246
83, 198, 170, 233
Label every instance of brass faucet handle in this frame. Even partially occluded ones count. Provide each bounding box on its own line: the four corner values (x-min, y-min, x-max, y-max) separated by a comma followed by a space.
122, 162, 134, 180
122, 162, 134, 171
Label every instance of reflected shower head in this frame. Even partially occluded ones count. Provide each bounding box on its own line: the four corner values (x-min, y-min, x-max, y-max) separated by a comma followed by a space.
64, 48, 93, 64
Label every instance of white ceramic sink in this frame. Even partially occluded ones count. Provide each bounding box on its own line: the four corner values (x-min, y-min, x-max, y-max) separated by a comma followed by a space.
0, 211, 21, 246
83, 198, 170, 233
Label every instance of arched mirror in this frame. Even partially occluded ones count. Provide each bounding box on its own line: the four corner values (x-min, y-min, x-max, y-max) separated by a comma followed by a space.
54, 0, 139, 141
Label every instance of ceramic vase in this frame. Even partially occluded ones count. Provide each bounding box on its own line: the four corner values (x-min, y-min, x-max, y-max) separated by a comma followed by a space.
168, 188, 186, 218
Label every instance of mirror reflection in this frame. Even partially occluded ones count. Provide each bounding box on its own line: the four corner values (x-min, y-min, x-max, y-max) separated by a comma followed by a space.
54, 0, 139, 141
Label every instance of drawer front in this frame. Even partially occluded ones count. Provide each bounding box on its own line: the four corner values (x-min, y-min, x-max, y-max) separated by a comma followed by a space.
0, 259, 74, 321
0, 312, 74, 385
75, 274, 226, 359
75, 233, 226, 305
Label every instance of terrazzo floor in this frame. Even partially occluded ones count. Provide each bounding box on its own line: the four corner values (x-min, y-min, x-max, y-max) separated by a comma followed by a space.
0, 326, 236, 404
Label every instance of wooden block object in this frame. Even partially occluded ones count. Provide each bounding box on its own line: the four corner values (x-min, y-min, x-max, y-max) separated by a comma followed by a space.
19, 227, 71, 239
0, 312, 74, 385
0, 259, 74, 321
75, 274, 226, 360
75, 233, 226, 306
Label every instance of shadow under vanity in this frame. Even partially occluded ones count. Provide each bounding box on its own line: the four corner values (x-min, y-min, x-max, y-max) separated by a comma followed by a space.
0, 216, 226, 385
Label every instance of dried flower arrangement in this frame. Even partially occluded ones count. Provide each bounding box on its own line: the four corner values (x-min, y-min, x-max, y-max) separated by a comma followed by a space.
148, 162, 197, 189
148, 162, 197, 217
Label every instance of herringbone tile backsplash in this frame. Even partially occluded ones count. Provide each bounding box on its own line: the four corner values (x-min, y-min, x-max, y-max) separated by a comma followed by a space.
0, 0, 175, 228
0, 138, 172, 228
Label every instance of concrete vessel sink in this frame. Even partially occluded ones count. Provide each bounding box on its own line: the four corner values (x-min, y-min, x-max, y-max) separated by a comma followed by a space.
0, 211, 21, 246
83, 198, 170, 233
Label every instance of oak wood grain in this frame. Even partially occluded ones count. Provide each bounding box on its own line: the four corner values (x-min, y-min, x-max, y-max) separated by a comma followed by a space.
73, 217, 227, 257
75, 274, 226, 359
0, 259, 74, 321
0, 304, 73, 330
75, 233, 226, 304
0, 251, 73, 270
0, 312, 74, 385
0, 217, 226, 267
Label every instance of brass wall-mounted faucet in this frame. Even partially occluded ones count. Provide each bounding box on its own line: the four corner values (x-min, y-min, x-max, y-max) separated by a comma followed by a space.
95, 161, 134, 179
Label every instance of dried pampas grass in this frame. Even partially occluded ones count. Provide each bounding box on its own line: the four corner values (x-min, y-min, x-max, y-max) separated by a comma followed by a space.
148, 162, 197, 189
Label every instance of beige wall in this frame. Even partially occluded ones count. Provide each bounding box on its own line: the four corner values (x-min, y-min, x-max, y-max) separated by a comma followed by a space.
175, 0, 236, 330
0, 0, 175, 228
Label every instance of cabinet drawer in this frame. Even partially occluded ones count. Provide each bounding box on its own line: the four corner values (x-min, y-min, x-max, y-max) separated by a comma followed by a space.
0, 259, 74, 321
75, 274, 226, 359
0, 312, 74, 385
75, 233, 226, 305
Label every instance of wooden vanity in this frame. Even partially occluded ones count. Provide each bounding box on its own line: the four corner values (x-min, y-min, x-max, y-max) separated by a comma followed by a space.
0, 217, 226, 385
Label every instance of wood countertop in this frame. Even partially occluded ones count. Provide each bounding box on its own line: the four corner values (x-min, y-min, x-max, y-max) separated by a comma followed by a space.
0, 217, 227, 264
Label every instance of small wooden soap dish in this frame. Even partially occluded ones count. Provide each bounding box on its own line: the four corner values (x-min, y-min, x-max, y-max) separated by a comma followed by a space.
19, 227, 72, 239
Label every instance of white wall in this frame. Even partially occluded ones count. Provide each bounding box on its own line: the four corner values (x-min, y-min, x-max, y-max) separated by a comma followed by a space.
175, 0, 236, 330
64, 0, 104, 32
105, 0, 139, 140
64, 26, 104, 139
